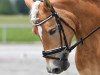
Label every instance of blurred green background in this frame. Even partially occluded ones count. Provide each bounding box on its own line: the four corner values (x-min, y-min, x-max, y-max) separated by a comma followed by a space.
0, 0, 40, 43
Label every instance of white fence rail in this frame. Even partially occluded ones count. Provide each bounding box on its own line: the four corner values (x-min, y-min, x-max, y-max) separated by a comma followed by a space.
0, 24, 32, 43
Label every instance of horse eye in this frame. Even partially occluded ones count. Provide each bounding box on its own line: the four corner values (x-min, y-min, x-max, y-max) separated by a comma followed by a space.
48, 28, 57, 35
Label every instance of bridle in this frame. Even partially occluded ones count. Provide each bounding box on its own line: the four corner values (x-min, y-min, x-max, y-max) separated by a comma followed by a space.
33, 5, 100, 60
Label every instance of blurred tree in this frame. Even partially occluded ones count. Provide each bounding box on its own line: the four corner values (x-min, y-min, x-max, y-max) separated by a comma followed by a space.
16, 0, 29, 15
0, 0, 18, 14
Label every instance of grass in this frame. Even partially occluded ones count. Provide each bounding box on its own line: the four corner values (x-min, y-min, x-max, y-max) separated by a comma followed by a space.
0, 29, 2, 41
6, 28, 40, 42
0, 28, 40, 43
0, 15, 31, 25
0, 15, 40, 43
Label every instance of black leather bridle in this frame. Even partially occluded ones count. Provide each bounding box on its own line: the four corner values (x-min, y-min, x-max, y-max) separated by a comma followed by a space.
33, 5, 100, 60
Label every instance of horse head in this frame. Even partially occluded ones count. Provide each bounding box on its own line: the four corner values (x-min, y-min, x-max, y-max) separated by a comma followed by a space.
31, 0, 79, 74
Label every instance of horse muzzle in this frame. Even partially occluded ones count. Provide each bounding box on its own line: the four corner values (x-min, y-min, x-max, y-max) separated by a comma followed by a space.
46, 58, 70, 74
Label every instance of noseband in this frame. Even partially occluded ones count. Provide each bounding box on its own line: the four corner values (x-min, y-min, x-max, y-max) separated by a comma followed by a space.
33, 5, 100, 60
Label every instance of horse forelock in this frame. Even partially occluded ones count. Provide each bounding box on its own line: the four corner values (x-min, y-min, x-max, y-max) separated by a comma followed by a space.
30, 1, 41, 24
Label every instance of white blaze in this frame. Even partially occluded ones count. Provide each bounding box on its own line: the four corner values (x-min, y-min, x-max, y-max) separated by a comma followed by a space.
38, 26, 42, 39
30, 1, 42, 38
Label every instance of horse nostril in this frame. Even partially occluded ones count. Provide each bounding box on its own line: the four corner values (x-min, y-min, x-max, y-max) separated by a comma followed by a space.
52, 68, 61, 74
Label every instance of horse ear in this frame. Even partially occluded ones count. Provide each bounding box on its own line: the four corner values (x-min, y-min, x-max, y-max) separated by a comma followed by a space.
43, 0, 51, 8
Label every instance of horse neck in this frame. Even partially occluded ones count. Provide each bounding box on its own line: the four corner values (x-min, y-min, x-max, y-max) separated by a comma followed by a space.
53, 0, 100, 36
52, 0, 100, 51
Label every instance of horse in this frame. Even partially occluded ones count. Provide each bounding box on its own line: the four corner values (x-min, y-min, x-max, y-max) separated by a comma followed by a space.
51, 0, 100, 75
25, 0, 100, 75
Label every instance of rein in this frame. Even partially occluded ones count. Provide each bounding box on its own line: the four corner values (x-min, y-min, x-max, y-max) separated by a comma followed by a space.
33, 5, 100, 60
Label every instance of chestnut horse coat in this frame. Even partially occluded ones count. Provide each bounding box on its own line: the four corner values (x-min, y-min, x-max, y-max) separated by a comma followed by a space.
25, 0, 100, 75
51, 0, 100, 75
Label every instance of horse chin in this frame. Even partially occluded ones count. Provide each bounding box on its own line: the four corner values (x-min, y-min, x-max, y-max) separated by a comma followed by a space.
62, 61, 70, 71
